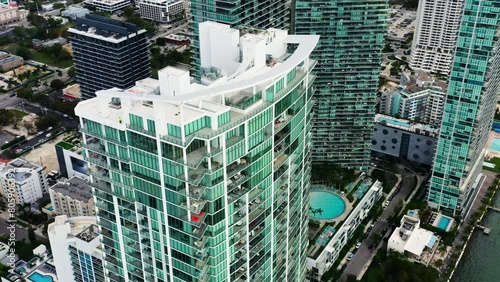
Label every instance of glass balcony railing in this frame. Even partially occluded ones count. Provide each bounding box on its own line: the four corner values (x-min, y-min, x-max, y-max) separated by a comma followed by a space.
180, 198, 208, 214
80, 126, 128, 146
126, 123, 155, 137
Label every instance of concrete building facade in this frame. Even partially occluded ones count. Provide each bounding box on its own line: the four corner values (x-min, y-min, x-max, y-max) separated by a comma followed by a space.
410, 0, 464, 75
48, 215, 104, 282
372, 114, 438, 166
0, 159, 48, 204
379, 73, 446, 127
137, 0, 184, 23
49, 176, 95, 217
84, 0, 130, 13
306, 181, 383, 280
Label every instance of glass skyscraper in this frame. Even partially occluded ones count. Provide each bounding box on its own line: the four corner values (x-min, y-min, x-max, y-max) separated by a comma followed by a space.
76, 22, 317, 282
69, 15, 150, 100
294, 0, 388, 170
189, 0, 290, 79
428, 0, 500, 215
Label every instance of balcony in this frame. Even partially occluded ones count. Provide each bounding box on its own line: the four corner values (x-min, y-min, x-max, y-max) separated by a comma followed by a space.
180, 198, 207, 214
126, 124, 155, 137
226, 158, 250, 179
83, 142, 130, 162
185, 210, 208, 228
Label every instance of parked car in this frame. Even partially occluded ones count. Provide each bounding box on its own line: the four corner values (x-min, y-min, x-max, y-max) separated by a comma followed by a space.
347, 252, 354, 261
355, 242, 362, 249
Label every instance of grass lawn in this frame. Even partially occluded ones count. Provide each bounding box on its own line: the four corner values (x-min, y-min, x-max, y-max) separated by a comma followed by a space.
31, 51, 74, 68
483, 157, 500, 172
371, 168, 399, 193
56, 141, 74, 150
7, 109, 28, 118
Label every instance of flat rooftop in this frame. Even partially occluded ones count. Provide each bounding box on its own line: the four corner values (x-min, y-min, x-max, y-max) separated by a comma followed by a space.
50, 176, 92, 202
70, 14, 145, 42
76, 21, 318, 132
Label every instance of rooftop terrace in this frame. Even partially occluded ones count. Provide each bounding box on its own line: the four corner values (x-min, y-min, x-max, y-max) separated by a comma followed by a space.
50, 176, 92, 202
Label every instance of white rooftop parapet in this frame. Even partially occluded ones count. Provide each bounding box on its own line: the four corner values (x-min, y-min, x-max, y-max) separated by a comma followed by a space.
159, 66, 191, 97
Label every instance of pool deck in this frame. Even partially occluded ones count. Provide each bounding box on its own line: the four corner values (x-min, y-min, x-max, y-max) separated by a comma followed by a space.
485, 131, 500, 159
307, 188, 354, 257
431, 212, 454, 232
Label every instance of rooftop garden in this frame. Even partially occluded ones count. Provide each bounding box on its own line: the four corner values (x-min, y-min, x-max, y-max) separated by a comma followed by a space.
56, 141, 75, 150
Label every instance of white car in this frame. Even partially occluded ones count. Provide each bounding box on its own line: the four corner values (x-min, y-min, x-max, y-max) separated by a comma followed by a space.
355, 242, 362, 249
347, 252, 354, 261
384, 200, 390, 206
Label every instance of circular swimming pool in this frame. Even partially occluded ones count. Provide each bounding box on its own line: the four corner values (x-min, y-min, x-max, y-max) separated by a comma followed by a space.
309, 191, 346, 220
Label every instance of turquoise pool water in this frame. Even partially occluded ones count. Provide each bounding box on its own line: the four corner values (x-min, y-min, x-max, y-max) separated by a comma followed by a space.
309, 191, 346, 220
28, 273, 54, 282
437, 216, 451, 231
489, 138, 500, 152
378, 116, 411, 128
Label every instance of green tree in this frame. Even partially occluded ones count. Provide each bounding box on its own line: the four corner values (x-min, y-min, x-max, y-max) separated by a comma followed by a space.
0, 109, 14, 126
50, 79, 65, 90
15, 46, 32, 60
28, 227, 36, 243
16, 87, 33, 100
68, 66, 75, 77
36, 114, 60, 130
0, 36, 12, 45
123, 6, 136, 18
156, 37, 167, 46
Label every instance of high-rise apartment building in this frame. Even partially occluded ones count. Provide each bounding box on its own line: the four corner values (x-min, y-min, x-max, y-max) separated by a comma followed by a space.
294, 0, 388, 170
190, 0, 290, 79
409, 0, 464, 75
75, 22, 318, 282
428, 0, 500, 215
69, 15, 150, 100
48, 215, 105, 282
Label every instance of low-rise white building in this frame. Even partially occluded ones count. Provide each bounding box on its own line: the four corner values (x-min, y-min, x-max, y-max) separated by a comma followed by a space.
306, 181, 383, 279
49, 176, 94, 217
84, 0, 130, 13
61, 5, 90, 20
388, 215, 438, 258
137, 0, 184, 23
48, 215, 104, 282
0, 159, 48, 204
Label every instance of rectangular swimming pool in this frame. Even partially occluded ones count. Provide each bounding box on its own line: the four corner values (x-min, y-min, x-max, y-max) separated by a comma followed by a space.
489, 138, 500, 152
377, 116, 411, 128
437, 216, 451, 231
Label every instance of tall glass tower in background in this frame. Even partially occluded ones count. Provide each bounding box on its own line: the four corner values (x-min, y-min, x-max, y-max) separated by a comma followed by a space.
428, 0, 500, 216
76, 22, 318, 282
294, 0, 388, 170
189, 0, 290, 79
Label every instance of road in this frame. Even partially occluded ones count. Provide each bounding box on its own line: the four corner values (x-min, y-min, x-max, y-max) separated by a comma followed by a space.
339, 165, 422, 281
0, 216, 30, 242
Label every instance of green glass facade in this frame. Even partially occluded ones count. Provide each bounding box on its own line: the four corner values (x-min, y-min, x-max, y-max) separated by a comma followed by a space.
294, 0, 388, 170
78, 61, 316, 281
189, 0, 290, 79
428, 0, 500, 215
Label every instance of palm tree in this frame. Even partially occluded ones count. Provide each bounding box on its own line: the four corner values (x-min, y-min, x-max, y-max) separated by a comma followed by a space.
316, 208, 324, 216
